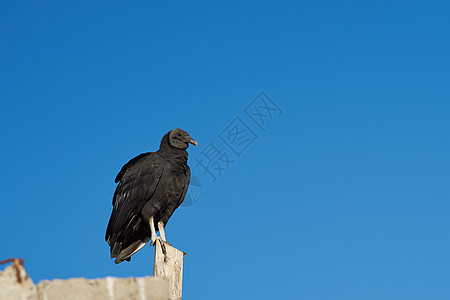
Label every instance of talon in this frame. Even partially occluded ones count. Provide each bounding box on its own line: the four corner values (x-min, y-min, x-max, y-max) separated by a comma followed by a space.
150, 236, 160, 246
160, 241, 167, 255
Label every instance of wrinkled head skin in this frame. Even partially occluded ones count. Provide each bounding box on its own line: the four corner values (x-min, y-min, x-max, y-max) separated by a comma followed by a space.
168, 128, 198, 150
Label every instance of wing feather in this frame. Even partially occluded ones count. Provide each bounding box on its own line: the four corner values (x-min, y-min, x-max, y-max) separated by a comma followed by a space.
114, 152, 151, 183
105, 152, 164, 244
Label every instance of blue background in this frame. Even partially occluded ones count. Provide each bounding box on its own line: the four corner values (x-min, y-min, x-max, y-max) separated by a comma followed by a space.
1, 1, 449, 299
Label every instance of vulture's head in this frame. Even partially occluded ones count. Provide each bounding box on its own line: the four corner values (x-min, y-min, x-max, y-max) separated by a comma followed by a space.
168, 128, 197, 150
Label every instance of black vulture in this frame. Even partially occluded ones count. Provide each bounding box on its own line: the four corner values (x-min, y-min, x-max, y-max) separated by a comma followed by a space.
105, 128, 197, 264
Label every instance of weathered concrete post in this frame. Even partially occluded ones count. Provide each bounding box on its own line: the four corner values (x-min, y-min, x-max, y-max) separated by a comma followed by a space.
0, 259, 37, 300
153, 240, 185, 300
0, 258, 170, 300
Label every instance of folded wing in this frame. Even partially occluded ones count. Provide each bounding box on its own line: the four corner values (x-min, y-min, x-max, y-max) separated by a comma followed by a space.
105, 152, 164, 262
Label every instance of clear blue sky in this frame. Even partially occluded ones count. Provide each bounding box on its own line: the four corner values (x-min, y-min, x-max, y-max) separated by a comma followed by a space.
1, 1, 449, 299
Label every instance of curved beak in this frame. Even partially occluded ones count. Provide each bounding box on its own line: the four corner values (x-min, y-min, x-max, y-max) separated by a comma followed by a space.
189, 138, 198, 147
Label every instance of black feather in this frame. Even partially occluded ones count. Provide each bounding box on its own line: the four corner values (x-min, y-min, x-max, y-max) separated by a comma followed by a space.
105, 129, 195, 264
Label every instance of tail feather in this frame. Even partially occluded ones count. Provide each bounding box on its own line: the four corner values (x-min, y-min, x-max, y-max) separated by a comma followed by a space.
107, 216, 151, 264
112, 239, 149, 264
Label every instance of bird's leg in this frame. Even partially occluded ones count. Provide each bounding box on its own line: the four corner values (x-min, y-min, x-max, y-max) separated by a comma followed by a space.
158, 221, 166, 242
149, 218, 167, 254
158, 221, 172, 246
149, 216, 159, 246
157, 221, 169, 255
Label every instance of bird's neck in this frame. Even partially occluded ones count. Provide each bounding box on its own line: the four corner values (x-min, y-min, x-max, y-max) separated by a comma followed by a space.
157, 144, 188, 164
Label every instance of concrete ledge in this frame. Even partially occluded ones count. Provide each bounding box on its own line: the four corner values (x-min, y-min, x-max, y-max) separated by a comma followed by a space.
1, 265, 169, 300
0, 264, 37, 300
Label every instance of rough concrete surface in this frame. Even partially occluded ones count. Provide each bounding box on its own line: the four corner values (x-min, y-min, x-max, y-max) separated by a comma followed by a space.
153, 240, 185, 300
0, 264, 169, 300
0, 264, 37, 300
